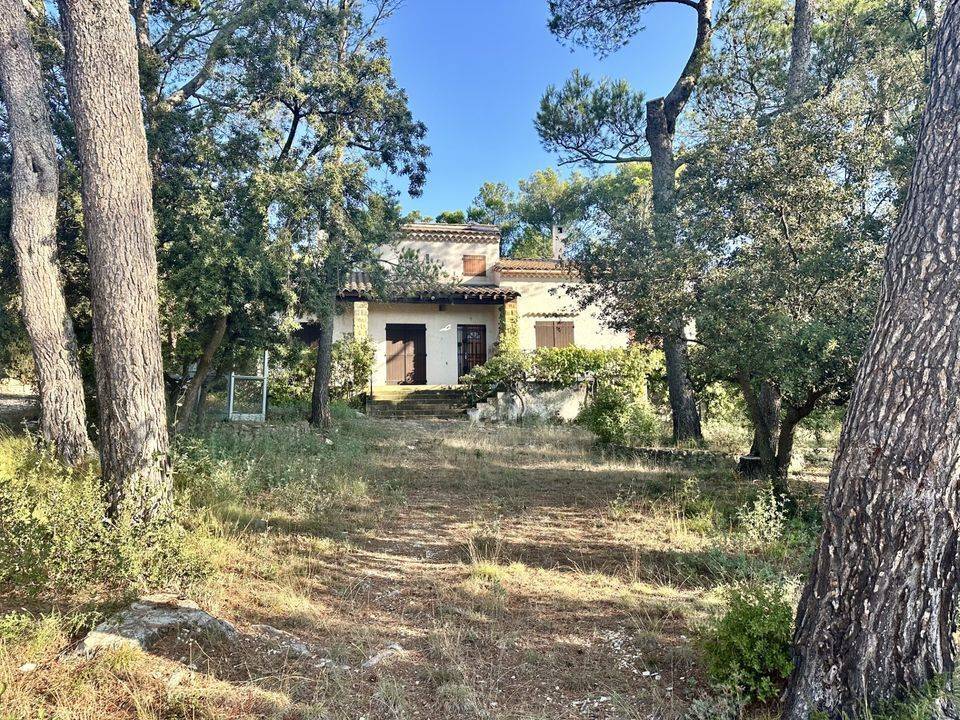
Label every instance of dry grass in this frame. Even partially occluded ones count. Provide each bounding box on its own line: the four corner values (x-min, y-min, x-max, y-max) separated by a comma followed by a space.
0, 412, 827, 719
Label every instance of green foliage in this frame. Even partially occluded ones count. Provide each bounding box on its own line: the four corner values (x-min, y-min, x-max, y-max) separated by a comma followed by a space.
271, 335, 376, 405
460, 346, 664, 442
736, 482, 786, 546
435, 210, 467, 224
461, 345, 660, 403
330, 334, 376, 401
537, 70, 648, 166
702, 582, 795, 702
579, 384, 660, 446
460, 350, 532, 404
462, 169, 589, 258
0, 437, 208, 598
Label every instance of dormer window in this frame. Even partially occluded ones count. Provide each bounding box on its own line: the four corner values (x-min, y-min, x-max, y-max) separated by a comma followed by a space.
463, 255, 487, 278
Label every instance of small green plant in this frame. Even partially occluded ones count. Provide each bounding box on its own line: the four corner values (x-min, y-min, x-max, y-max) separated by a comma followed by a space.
607, 486, 638, 520
736, 482, 786, 546
684, 684, 746, 720
701, 581, 794, 702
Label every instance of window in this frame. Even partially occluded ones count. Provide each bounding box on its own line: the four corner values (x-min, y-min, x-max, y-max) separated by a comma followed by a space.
463, 254, 487, 277
535, 321, 574, 348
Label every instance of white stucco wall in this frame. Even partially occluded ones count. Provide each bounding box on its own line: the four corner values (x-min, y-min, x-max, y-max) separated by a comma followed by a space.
382, 239, 500, 285
503, 276, 630, 351
333, 302, 354, 337
339, 302, 500, 386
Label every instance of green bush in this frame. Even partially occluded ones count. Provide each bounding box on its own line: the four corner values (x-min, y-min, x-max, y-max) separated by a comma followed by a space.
330, 334, 376, 400
578, 385, 660, 446
0, 436, 208, 599
271, 334, 376, 405
701, 582, 794, 702
462, 345, 661, 402
461, 350, 532, 403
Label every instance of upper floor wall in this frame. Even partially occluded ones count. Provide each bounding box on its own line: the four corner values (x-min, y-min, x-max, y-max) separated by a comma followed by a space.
379, 223, 501, 286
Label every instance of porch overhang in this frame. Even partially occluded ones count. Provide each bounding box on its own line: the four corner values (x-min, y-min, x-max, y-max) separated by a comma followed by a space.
338, 272, 519, 304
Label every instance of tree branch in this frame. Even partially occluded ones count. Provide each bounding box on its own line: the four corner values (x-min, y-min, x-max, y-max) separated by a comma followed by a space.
165, 2, 255, 107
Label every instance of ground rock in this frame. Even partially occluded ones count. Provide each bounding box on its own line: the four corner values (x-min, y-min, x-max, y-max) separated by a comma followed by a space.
362, 643, 404, 668
250, 623, 312, 657
69, 593, 235, 658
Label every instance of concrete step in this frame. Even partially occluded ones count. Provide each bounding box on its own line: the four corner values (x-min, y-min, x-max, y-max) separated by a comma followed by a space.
371, 399, 468, 408
370, 408, 467, 419
372, 391, 465, 400
367, 386, 470, 419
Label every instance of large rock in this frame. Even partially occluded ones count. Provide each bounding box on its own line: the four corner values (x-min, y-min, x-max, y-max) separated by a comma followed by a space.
70, 593, 235, 658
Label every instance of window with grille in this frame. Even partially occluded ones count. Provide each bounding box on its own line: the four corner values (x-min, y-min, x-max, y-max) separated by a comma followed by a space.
462, 254, 487, 277
535, 321, 574, 348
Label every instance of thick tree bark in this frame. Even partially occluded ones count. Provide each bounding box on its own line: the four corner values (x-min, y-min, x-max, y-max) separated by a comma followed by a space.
783, 9, 960, 719
752, 380, 781, 458
0, 0, 93, 465
309, 300, 335, 430
173, 314, 227, 435
58, 0, 171, 523
644, 0, 712, 444
786, 0, 814, 101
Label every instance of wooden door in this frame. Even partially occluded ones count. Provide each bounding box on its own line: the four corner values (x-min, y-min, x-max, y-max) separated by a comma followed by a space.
385, 324, 427, 385
457, 325, 487, 379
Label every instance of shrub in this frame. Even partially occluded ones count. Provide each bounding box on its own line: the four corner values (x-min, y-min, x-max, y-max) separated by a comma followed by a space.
461, 350, 532, 403
736, 482, 786, 546
578, 384, 660, 446
330, 334, 376, 400
0, 436, 208, 599
461, 344, 663, 411
271, 335, 376, 405
701, 582, 794, 702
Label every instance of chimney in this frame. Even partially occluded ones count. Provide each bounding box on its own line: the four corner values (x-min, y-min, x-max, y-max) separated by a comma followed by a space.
551, 225, 567, 259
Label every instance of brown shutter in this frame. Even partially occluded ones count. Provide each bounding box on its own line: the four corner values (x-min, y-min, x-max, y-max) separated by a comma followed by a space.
463, 255, 487, 277
535, 321, 554, 348
555, 321, 574, 348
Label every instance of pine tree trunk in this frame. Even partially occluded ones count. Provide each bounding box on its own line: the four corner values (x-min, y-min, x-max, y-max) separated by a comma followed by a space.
786, 0, 814, 101
309, 301, 335, 430
0, 0, 93, 466
58, 0, 171, 523
783, 10, 960, 718
173, 314, 227, 435
647, 101, 703, 443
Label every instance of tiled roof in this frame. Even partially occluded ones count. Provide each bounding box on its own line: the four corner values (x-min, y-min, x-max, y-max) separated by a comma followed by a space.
401, 223, 500, 244
339, 271, 518, 302
342, 271, 375, 294
494, 258, 574, 276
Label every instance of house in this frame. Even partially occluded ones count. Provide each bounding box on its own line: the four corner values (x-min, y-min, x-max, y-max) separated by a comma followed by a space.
326, 222, 630, 389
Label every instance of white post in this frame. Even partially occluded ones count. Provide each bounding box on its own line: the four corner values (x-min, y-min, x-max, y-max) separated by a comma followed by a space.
260, 350, 269, 421
227, 371, 235, 419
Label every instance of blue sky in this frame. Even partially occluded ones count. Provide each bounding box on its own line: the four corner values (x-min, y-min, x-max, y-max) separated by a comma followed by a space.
379, 1, 696, 217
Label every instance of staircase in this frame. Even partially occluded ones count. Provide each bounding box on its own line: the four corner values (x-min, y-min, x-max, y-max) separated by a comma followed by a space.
366, 386, 469, 419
